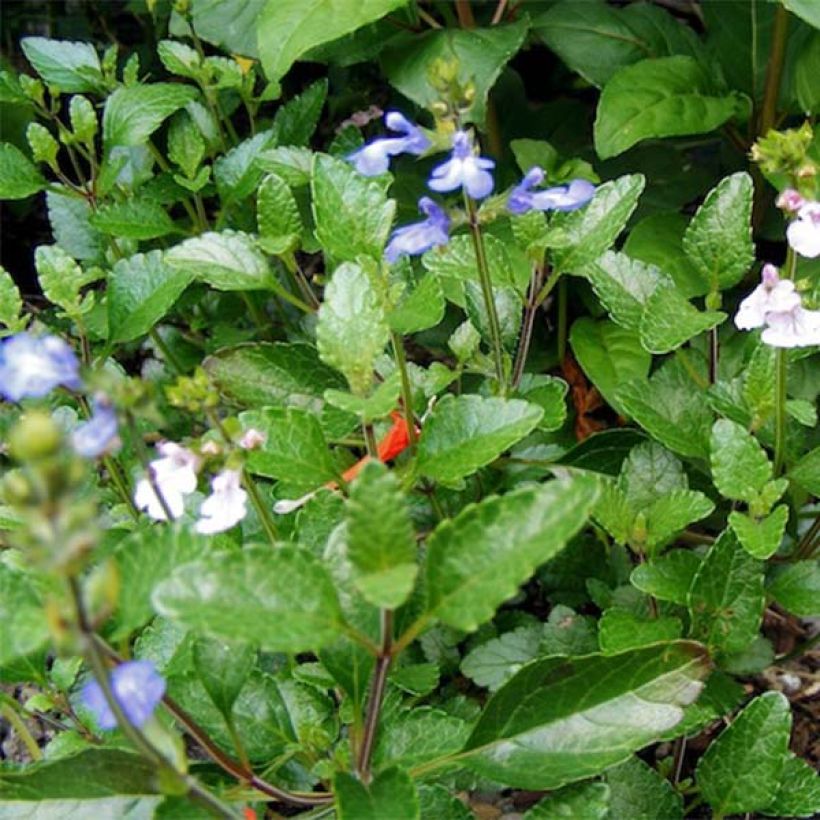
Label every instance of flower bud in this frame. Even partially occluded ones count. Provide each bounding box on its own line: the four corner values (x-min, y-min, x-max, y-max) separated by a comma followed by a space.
8, 411, 62, 461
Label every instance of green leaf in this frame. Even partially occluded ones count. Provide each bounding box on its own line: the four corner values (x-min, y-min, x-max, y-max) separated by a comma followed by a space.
171, 0, 266, 58
794, 31, 820, 113
257, 173, 301, 250
616, 359, 713, 459
21, 37, 104, 93
729, 505, 788, 559
682, 172, 755, 292
0, 266, 26, 334
271, 78, 328, 147
102, 84, 197, 149
461, 625, 542, 692
153, 545, 345, 653
418, 784, 473, 820
107, 250, 193, 344
374, 708, 470, 771
381, 18, 529, 125
258, 0, 408, 85
192, 635, 256, 718
644, 490, 714, 553
426, 476, 598, 632
762, 752, 820, 818
0, 749, 156, 800
111, 523, 213, 640
464, 280, 522, 353
389, 663, 439, 696
165, 231, 274, 291
334, 766, 419, 820
213, 130, 275, 204
549, 175, 645, 272
417, 394, 543, 484
525, 781, 610, 819
256, 145, 313, 186
570, 319, 651, 416
788, 445, 820, 494
517, 375, 568, 432
619, 441, 686, 509
605, 756, 683, 820
205, 341, 344, 412
311, 154, 395, 262
594, 56, 738, 159
639, 286, 725, 354
710, 418, 772, 502
90, 198, 177, 241
346, 461, 417, 609
696, 692, 791, 816
0, 563, 49, 667
580, 250, 667, 331
630, 550, 702, 605
767, 561, 820, 616
157, 39, 202, 79
0, 142, 46, 199
317, 262, 390, 395
240, 406, 339, 493
688, 530, 765, 655
388, 273, 445, 334
598, 609, 682, 654
459, 641, 709, 789
540, 605, 599, 656
46, 189, 104, 261
782, 0, 820, 30
35, 244, 99, 316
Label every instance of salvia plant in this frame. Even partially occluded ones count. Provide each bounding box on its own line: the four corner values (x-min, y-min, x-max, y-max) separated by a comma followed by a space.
0, 0, 819, 818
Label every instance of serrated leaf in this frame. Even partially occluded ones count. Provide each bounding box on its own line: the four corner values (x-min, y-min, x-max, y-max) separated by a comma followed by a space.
605, 756, 683, 820
593, 480, 634, 546
639, 286, 725, 354
459, 641, 709, 790
464, 279, 522, 353
0, 266, 26, 334
256, 145, 314, 186
570, 318, 651, 416
517, 375, 568, 432
157, 39, 202, 79
167, 112, 205, 179
374, 707, 470, 771
461, 625, 542, 691
240, 405, 339, 493
418, 784, 473, 820
271, 78, 327, 146
619, 441, 687, 509
107, 250, 193, 343
426, 476, 598, 632
598, 609, 682, 654
346, 461, 417, 609
788, 445, 820, 494
388, 273, 445, 334
729, 505, 788, 559
0, 563, 49, 668
549, 175, 645, 272
389, 663, 439, 696
311, 153, 395, 262
153, 545, 345, 653
334, 766, 419, 820
644, 490, 714, 552
46, 189, 104, 261
766, 561, 820, 616
688, 529, 765, 655
743, 342, 777, 425
710, 418, 772, 502
89, 199, 177, 240
165, 230, 274, 291
213, 129, 275, 204
540, 605, 600, 656
594, 56, 738, 159
317, 261, 389, 395
630, 550, 702, 605
35, 244, 98, 315
417, 394, 543, 484
696, 692, 791, 816
0, 142, 46, 199
683, 172, 755, 292
525, 780, 610, 819
102, 84, 197, 148
257, 173, 301, 248
762, 752, 820, 818
192, 635, 256, 718
21, 37, 105, 93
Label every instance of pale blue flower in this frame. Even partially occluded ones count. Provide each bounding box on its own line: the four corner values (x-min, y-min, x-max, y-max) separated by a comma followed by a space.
507, 167, 596, 214
385, 197, 450, 262
0, 333, 82, 402
72, 397, 120, 458
428, 131, 495, 200
82, 660, 165, 730
349, 111, 430, 176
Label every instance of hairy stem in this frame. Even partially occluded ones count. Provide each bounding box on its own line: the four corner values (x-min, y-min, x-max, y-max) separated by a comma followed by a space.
357, 610, 393, 779
512, 264, 545, 389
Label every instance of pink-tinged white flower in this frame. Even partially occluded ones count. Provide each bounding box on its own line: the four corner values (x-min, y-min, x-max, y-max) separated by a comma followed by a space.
239, 428, 266, 450
195, 469, 248, 534
200, 440, 221, 456
735, 264, 802, 330
134, 442, 199, 521
761, 305, 820, 348
787, 201, 820, 258
776, 188, 805, 214
428, 131, 495, 200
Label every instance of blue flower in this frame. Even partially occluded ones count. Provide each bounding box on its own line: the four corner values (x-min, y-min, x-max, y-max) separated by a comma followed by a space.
349, 111, 430, 176
507, 167, 596, 215
0, 333, 82, 402
72, 397, 120, 459
385, 197, 450, 262
82, 660, 165, 731
428, 131, 495, 200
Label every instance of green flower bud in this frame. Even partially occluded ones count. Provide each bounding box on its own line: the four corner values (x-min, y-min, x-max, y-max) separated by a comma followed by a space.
9, 411, 62, 461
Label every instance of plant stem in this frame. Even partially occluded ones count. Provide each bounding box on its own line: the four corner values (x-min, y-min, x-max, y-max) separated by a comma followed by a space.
708, 327, 719, 384
512, 264, 545, 389
391, 331, 418, 451
357, 609, 393, 779
759, 4, 789, 136
149, 327, 186, 375
103, 454, 140, 521
362, 423, 378, 458
793, 513, 820, 560
126, 413, 176, 522
464, 193, 506, 391
0, 703, 42, 761
556, 275, 568, 362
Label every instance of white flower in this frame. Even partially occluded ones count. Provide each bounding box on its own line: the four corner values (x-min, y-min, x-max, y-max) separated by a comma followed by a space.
239, 428, 266, 450
195, 469, 248, 534
734, 264, 801, 330
776, 188, 805, 214
761, 305, 820, 348
786, 201, 820, 258
134, 442, 199, 521
428, 131, 495, 200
